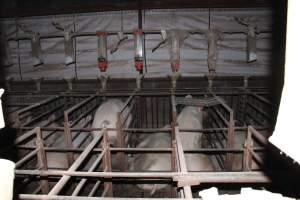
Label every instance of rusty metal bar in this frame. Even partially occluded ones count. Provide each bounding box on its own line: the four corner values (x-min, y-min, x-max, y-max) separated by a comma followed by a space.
15, 96, 58, 127
248, 126, 268, 146
102, 127, 113, 197
243, 126, 253, 171
48, 130, 104, 195
15, 128, 37, 144
15, 169, 276, 184
17, 145, 265, 154
210, 91, 235, 171
22, 104, 64, 127
63, 121, 75, 166
248, 92, 272, 106
174, 125, 193, 199
63, 96, 95, 123
19, 194, 186, 200
17, 125, 269, 133
36, 127, 49, 194
15, 148, 39, 168
247, 101, 270, 120
173, 171, 271, 186
71, 150, 105, 196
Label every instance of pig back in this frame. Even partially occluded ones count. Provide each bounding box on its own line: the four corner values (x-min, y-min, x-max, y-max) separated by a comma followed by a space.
177, 106, 203, 149
91, 99, 124, 140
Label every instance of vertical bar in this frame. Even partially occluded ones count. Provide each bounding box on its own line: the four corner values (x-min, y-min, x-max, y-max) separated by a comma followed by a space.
151, 97, 154, 128
102, 127, 113, 197
63, 120, 74, 166
243, 126, 253, 171
35, 127, 49, 194
156, 97, 159, 128
170, 93, 193, 199
116, 112, 125, 172
174, 125, 193, 199
171, 122, 178, 198
48, 130, 103, 195
145, 97, 148, 128
225, 111, 235, 171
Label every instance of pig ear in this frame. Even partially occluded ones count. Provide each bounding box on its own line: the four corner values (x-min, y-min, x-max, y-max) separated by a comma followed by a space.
185, 94, 193, 99
197, 106, 203, 112
150, 184, 157, 196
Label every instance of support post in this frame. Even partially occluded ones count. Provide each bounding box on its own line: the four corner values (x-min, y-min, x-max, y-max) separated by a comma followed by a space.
243, 126, 253, 171
102, 127, 113, 197
116, 112, 125, 172
35, 127, 49, 194
63, 115, 74, 166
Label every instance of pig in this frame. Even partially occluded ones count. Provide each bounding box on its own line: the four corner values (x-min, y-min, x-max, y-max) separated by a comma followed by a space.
91, 99, 132, 169
131, 127, 172, 195
45, 115, 92, 169
232, 130, 264, 171
132, 95, 214, 195
92, 99, 131, 147
177, 96, 214, 172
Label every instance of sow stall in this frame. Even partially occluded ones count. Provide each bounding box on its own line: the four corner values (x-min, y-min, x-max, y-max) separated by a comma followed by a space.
2, 83, 281, 199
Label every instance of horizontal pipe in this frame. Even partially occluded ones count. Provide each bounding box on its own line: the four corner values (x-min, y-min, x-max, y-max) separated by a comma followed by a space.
15, 169, 275, 184
48, 131, 104, 195
9, 28, 272, 41
16, 146, 265, 154
15, 149, 39, 168
19, 194, 185, 200
71, 150, 105, 196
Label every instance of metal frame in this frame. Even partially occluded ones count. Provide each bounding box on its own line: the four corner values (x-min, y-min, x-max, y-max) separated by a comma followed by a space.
7, 87, 276, 199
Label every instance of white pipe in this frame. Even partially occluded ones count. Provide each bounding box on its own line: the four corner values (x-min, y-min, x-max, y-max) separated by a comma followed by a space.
0, 159, 15, 200
0, 89, 5, 129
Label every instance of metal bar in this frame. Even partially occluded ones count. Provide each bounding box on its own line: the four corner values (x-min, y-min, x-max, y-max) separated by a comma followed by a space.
63, 121, 75, 166
63, 96, 95, 121
17, 125, 269, 133
9, 28, 272, 41
15, 96, 58, 127
173, 171, 271, 186
15, 169, 276, 183
174, 125, 193, 199
247, 101, 270, 120
71, 150, 105, 196
88, 180, 101, 197
102, 127, 113, 197
15, 148, 39, 168
19, 194, 186, 200
22, 104, 64, 127
248, 92, 272, 106
15, 128, 37, 144
248, 126, 268, 146
16, 145, 265, 153
48, 130, 104, 195
36, 128, 49, 194
243, 126, 253, 171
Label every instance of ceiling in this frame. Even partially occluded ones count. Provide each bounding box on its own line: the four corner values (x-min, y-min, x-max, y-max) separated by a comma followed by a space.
0, 0, 275, 18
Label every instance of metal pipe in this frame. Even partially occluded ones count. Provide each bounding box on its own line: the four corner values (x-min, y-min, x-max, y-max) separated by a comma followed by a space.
15, 149, 39, 168
71, 150, 105, 196
48, 130, 104, 195
19, 194, 186, 200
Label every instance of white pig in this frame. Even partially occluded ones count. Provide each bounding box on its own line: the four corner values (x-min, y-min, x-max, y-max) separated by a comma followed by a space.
177, 98, 214, 172
132, 95, 214, 195
131, 128, 171, 195
92, 99, 131, 147
46, 115, 92, 169
91, 99, 132, 169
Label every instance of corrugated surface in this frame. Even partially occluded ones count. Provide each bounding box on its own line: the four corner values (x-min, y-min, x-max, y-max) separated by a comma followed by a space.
0, 8, 273, 80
